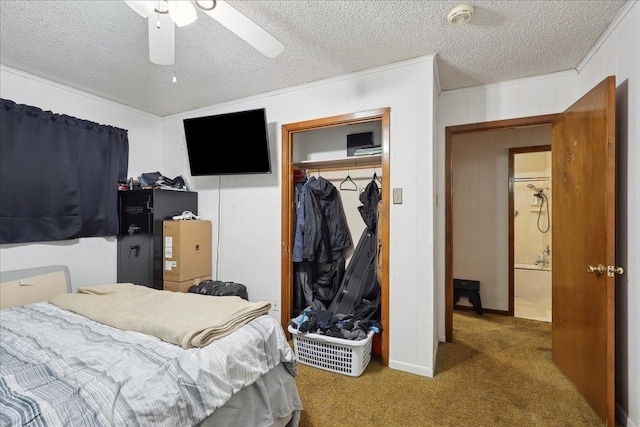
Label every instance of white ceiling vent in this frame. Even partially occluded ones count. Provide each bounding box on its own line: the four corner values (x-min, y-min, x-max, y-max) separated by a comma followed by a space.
447, 4, 474, 25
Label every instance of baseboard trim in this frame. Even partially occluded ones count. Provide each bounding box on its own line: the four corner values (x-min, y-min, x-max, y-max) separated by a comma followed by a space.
388, 359, 434, 378
453, 305, 508, 316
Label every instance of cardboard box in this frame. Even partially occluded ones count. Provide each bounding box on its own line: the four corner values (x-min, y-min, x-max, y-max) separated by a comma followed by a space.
164, 275, 212, 293
163, 220, 212, 282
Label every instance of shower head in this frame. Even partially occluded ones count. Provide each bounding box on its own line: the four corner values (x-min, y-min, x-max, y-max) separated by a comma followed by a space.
527, 184, 547, 194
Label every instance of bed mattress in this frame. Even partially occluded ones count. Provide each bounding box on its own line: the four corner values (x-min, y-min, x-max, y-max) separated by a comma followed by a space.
0, 302, 302, 426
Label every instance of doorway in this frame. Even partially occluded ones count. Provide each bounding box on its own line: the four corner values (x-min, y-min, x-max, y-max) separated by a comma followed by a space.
445, 118, 556, 332
445, 76, 618, 426
445, 115, 558, 340
510, 146, 552, 322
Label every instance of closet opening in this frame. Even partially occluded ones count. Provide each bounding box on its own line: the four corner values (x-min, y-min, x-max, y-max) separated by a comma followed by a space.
281, 108, 390, 366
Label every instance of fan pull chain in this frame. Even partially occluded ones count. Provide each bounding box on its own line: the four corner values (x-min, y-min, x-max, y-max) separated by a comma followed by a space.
172, 59, 177, 83
156, 0, 161, 28
173, 31, 177, 84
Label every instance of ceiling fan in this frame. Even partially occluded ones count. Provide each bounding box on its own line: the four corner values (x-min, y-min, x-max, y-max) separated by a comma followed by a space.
125, 0, 284, 65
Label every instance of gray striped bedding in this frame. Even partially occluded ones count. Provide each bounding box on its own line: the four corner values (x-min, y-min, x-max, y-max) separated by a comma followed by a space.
0, 302, 297, 426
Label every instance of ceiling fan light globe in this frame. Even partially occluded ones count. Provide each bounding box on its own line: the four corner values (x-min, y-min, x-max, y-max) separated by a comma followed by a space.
168, 1, 198, 27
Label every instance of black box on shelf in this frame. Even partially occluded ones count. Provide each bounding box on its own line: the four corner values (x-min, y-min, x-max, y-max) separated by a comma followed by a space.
347, 132, 376, 156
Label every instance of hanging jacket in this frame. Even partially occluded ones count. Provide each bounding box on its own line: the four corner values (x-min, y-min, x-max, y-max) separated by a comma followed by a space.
292, 176, 313, 262
303, 176, 352, 262
358, 179, 381, 231
328, 178, 381, 319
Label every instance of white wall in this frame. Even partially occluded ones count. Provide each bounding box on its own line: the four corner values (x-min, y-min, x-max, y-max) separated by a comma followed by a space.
0, 66, 163, 291
161, 56, 438, 377
436, 2, 638, 426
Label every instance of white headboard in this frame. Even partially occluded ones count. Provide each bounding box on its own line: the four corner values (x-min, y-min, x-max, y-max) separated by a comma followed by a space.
0, 265, 71, 309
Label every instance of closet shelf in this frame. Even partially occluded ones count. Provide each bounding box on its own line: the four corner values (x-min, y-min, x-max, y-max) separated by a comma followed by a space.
293, 154, 381, 170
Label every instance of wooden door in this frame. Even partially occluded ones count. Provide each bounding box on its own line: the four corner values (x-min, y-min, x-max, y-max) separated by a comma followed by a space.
551, 75, 617, 426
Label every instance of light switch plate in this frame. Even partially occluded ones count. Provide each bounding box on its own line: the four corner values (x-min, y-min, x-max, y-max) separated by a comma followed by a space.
393, 188, 403, 204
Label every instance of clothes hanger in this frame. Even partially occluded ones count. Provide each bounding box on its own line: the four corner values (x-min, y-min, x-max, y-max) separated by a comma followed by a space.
373, 168, 382, 197
373, 170, 382, 186
340, 168, 358, 191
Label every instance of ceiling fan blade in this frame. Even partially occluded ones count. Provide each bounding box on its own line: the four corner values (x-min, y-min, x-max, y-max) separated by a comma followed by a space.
198, 1, 284, 59
168, 1, 197, 27
125, 0, 155, 18
148, 13, 175, 65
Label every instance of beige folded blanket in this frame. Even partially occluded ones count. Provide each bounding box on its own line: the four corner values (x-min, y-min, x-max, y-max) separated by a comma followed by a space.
49, 283, 271, 349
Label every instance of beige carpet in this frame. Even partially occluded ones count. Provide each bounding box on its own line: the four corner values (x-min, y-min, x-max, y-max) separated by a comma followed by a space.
293, 311, 611, 427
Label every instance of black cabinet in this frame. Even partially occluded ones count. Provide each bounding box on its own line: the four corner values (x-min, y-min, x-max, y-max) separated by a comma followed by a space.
117, 189, 198, 289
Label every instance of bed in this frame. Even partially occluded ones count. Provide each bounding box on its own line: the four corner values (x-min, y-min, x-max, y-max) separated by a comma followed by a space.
0, 265, 303, 427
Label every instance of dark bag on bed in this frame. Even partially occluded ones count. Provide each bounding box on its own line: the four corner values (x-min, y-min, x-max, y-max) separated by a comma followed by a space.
188, 280, 249, 300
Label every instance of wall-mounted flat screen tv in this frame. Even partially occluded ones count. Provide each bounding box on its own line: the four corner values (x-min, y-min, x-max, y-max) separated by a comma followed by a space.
183, 108, 271, 176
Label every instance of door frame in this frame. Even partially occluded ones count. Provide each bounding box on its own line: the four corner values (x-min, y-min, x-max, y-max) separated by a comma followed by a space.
281, 108, 390, 366
445, 114, 558, 342
508, 145, 552, 317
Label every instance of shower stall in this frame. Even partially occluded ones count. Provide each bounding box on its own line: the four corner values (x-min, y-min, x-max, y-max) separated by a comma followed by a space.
513, 150, 552, 322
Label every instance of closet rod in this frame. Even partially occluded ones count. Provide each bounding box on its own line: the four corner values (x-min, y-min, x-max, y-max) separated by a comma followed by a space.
295, 163, 380, 174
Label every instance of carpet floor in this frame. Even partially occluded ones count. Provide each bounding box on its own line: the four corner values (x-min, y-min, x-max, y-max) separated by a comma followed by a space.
293, 311, 612, 427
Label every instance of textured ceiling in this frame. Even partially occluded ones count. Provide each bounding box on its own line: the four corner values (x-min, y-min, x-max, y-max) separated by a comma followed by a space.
0, 1, 629, 117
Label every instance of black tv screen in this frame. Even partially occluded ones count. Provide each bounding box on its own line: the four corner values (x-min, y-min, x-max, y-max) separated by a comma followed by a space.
183, 108, 271, 176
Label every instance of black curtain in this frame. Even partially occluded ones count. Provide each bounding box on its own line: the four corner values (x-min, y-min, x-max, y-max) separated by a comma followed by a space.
0, 99, 129, 244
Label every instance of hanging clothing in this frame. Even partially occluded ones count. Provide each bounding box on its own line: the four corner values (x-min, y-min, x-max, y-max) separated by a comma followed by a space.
293, 175, 351, 315
328, 178, 382, 321
375, 197, 383, 286
358, 179, 381, 231
312, 254, 345, 304
294, 261, 326, 313
292, 176, 313, 262
302, 176, 352, 262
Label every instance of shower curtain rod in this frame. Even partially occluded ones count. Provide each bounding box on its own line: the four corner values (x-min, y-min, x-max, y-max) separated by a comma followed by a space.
513, 176, 551, 182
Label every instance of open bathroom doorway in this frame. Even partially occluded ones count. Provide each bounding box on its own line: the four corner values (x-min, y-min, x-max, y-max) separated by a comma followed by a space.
509, 146, 552, 322
445, 116, 557, 341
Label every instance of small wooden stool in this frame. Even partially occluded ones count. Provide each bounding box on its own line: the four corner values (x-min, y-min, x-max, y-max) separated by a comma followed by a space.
453, 278, 483, 314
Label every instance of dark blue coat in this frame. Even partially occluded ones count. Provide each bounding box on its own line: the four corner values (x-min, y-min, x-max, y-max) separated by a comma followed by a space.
302, 176, 352, 262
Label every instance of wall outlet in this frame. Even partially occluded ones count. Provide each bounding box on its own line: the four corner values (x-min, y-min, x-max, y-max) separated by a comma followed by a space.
272, 298, 280, 312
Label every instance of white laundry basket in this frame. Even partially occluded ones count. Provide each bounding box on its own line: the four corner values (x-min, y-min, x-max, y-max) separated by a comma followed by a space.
288, 326, 374, 377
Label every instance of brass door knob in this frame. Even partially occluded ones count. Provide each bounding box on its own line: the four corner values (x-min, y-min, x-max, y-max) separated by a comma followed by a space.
587, 264, 605, 276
